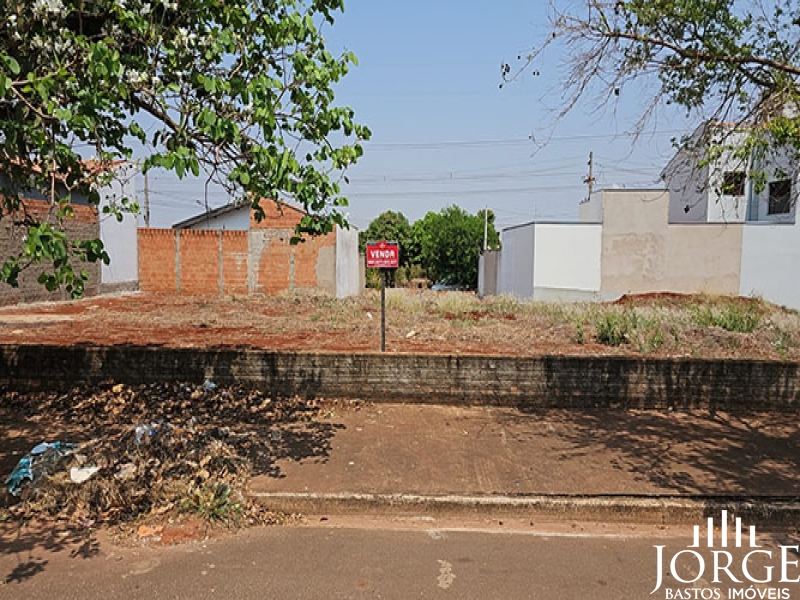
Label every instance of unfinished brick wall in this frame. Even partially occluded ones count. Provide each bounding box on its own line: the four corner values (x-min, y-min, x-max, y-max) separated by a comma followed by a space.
178, 230, 220, 296
138, 229, 177, 293
0, 200, 100, 306
251, 230, 291, 295
249, 229, 336, 295
139, 228, 313, 296
250, 200, 304, 230
241, 200, 335, 295
221, 232, 248, 295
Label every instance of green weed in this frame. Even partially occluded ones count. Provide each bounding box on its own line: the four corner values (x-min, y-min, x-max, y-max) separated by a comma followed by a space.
181, 482, 242, 524
594, 310, 634, 346
572, 317, 586, 344
633, 318, 665, 353
774, 330, 792, 360
693, 302, 761, 333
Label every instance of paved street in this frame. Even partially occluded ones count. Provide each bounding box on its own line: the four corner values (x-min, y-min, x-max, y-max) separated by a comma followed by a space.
2, 517, 798, 599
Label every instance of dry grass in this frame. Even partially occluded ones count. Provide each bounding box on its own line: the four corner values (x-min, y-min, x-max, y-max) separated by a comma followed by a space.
367, 290, 800, 359
0, 290, 798, 360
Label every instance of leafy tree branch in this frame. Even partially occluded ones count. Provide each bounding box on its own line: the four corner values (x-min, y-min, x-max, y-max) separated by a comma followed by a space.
504, 0, 799, 181
0, 0, 370, 296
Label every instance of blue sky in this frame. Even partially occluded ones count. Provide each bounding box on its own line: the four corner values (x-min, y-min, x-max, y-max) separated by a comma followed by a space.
145, 1, 695, 230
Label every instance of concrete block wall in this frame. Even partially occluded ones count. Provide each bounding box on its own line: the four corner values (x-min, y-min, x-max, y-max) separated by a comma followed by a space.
335, 227, 362, 298
0, 200, 101, 305
1, 345, 798, 412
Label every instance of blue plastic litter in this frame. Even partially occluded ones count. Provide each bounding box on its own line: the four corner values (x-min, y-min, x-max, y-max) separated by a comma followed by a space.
134, 423, 159, 445
5, 441, 77, 496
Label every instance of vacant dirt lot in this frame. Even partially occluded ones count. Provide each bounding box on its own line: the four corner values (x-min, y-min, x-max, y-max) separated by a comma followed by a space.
0, 290, 797, 360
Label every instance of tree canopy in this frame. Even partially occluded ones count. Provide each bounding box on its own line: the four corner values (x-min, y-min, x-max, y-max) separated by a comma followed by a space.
412, 206, 499, 289
506, 0, 799, 180
0, 0, 369, 296
358, 210, 416, 268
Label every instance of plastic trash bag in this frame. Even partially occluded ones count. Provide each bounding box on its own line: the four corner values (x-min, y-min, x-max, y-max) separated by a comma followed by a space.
5, 441, 77, 496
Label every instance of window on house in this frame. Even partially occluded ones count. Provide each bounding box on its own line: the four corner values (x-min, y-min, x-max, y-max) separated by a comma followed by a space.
768, 179, 792, 215
721, 171, 745, 196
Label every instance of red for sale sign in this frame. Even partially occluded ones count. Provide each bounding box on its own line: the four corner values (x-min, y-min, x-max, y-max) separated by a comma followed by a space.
365, 240, 399, 269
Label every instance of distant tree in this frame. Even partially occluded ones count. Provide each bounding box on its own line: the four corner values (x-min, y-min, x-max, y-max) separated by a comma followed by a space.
359, 211, 417, 288
0, 0, 369, 297
504, 0, 799, 190
413, 206, 499, 289
359, 211, 416, 267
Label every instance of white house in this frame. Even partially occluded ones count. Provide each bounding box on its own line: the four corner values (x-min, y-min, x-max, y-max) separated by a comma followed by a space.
662, 121, 798, 225
482, 121, 800, 309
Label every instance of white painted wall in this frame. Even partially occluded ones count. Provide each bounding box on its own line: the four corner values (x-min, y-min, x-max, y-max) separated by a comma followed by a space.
748, 149, 798, 224
704, 131, 749, 223
740, 221, 800, 309
664, 149, 710, 223
578, 191, 603, 223
707, 193, 747, 223
532, 224, 601, 294
185, 207, 250, 230
335, 226, 361, 298
497, 224, 534, 298
99, 163, 139, 286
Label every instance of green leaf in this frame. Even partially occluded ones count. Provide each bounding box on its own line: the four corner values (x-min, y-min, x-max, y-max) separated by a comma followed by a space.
6, 56, 20, 75
0, 0, 369, 297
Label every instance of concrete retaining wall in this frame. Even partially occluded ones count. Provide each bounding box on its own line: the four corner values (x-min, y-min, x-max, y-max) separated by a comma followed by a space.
1, 345, 798, 412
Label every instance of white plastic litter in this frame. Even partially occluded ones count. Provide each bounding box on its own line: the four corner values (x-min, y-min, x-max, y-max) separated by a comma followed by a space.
70, 466, 100, 484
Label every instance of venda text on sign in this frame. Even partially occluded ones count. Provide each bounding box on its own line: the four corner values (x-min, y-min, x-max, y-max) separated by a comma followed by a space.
366, 240, 399, 269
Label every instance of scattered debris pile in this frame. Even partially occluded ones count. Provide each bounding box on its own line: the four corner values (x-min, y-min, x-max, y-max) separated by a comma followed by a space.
2, 382, 351, 527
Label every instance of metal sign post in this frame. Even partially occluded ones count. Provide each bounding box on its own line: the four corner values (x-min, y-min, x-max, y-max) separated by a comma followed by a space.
380, 269, 387, 352
365, 240, 400, 353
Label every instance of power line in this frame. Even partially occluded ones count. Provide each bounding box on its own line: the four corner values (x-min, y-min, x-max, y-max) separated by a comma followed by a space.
364, 130, 683, 151
345, 168, 586, 185
344, 184, 585, 198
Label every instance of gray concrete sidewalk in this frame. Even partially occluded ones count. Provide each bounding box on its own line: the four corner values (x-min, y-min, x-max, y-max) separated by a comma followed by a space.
249, 403, 800, 500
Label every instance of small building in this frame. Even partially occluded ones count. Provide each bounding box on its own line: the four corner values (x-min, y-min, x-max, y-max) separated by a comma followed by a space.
138, 199, 362, 298
480, 122, 800, 309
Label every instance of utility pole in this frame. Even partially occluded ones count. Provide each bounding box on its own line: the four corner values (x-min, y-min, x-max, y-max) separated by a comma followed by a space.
583, 151, 595, 200
483, 205, 488, 252
143, 171, 151, 228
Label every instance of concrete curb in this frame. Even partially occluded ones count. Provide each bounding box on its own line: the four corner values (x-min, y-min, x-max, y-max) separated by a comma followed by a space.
249, 491, 800, 527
